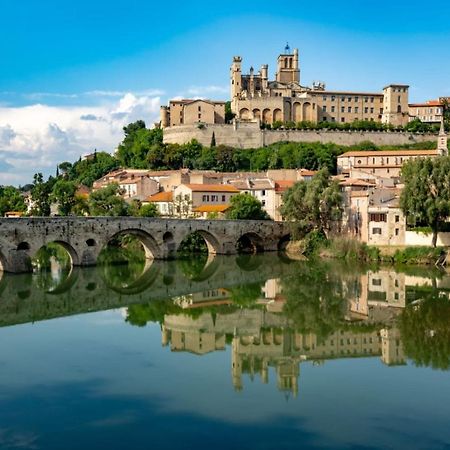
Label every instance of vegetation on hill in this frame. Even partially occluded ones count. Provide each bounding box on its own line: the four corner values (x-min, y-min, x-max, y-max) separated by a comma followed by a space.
0, 119, 441, 218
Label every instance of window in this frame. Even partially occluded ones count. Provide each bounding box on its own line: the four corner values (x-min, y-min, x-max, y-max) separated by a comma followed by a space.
341, 96, 345, 102
395, 228, 399, 236
331, 117, 336, 122
355, 96, 359, 102
202, 194, 209, 202
341, 106, 345, 113
372, 278, 382, 286
380, 108, 383, 114
395, 215, 400, 223
222, 195, 225, 201
211, 195, 218, 201
341, 117, 345, 122
348, 107, 352, 113
262, 200, 266, 206
364, 107, 369, 114
198, 105, 201, 112
331, 106, 335, 113
198, 113, 201, 119
394, 292, 399, 300
372, 227, 382, 234
323, 106, 327, 112
370, 97, 374, 103
355, 107, 359, 113
262, 190, 266, 196
323, 95, 327, 101
331, 96, 335, 101
370, 108, 374, 113
370, 213, 387, 222
364, 97, 368, 103
348, 97, 352, 102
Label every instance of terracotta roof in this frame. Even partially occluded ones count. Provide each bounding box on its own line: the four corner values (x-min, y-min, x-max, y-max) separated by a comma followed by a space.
183, 184, 240, 193
193, 204, 230, 213
275, 180, 296, 192
339, 150, 438, 158
148, 191, 173, 202
409, 100, 442, 107
298, 169, 317, 177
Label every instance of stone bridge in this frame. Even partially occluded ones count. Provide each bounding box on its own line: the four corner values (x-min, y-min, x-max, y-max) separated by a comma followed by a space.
0, 217, 291, 273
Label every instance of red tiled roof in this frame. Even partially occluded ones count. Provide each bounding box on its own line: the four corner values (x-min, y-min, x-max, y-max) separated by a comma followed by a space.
148, 191, 173, 202
275, 180, 296, 192
193, 204, 230, 213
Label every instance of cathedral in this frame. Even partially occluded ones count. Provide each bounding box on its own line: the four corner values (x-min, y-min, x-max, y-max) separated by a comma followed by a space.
230, 45, 410, 127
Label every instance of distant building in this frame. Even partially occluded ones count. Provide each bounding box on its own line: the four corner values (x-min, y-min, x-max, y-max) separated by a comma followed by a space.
230, 46, 410, 127
337, 149, 438, 179
160, 99, 226, 128
408, 99, 444, 124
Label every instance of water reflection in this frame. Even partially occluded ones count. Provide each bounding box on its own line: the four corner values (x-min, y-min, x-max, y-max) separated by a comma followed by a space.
1, 252, 450, 383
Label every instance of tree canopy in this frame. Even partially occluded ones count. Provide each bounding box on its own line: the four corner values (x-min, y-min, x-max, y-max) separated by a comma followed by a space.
88, 183, 129, 216
400, 156, 450, 246
0, 186, 26, 216
280, 168, 342, 238
225, 193, 271, 220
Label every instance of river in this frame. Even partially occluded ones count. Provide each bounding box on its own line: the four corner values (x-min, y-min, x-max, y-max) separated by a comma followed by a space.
0, 251, 449, 449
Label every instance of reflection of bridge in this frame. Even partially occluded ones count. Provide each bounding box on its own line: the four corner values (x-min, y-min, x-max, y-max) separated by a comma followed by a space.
0, 217, 290, 273
0, 254, 296, 328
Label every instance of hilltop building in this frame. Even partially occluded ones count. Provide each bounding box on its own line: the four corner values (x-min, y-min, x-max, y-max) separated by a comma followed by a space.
230, 45, 410, 127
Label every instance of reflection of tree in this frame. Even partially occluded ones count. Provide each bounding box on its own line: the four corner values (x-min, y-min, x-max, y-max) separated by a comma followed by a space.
282, 262, 348, 340
230, 282, 264, 308
399, 295, 450, 370
32, 244, 72, 292
97, 246, 146, 289
176, 254, 209, 280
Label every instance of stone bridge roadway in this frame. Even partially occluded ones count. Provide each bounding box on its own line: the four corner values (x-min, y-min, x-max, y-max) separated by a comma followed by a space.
0, 217, 291, 273
0, 253, 297, 328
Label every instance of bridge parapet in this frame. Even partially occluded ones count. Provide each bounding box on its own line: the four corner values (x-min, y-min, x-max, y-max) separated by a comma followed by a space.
0, 217, 291, 273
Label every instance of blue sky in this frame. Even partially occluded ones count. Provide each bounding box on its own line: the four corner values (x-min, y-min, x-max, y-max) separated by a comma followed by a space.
1, 0, 450, 184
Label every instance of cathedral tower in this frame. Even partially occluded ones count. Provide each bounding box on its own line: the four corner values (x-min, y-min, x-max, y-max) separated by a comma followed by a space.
275, 45, 300, 84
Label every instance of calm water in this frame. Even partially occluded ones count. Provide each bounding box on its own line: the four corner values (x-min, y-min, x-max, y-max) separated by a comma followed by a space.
0, 252, 449, 450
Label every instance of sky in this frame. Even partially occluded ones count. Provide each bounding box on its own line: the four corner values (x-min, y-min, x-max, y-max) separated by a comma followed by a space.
1, 0, 450, 185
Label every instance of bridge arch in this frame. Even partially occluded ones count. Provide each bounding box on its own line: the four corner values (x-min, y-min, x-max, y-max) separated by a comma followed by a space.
178, 229, 221, 255
278, 234, 291, 251
237, 232, 265, 254
107, 228, 161, 259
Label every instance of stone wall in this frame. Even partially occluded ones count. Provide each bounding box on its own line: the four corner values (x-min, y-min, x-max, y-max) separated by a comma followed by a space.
405, 231, 450, 247
163, 122, 437, 149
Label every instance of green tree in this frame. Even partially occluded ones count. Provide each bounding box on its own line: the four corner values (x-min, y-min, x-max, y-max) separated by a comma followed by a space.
70, 152, 118, 187
225, 193, 271, 220
0, 186, 26, 216
116, 121, 163, 168
399, 295, 450, 370
400, 157, 450, 247
51, 179, 77, 216
224, 101, 235, 123
88, 183, 129, 216
30, 173, 54, 216
280, 168, 342, 238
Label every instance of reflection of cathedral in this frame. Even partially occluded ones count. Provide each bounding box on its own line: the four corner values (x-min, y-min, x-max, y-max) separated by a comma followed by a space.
160, 275, 409, 396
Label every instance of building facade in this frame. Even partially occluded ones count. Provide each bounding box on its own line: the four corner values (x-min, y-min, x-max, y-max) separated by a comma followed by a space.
160, 99, 226, 128
230, 46, 410, 127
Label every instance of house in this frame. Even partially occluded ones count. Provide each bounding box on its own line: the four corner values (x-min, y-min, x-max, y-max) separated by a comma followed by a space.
337, 149, 438, 179
172, 184, 240, 217
147, 191, 174, 217
93, 169, 159, 200
227, 178, 276, 218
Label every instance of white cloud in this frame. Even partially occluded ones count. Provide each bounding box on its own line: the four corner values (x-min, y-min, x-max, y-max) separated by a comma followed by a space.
0, 93, 161, 186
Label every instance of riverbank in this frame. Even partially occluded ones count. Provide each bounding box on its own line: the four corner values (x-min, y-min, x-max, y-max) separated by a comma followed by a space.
286, 237, 447, 266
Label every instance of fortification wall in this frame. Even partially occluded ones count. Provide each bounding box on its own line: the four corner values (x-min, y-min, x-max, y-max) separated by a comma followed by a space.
163, 123, 437, 149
